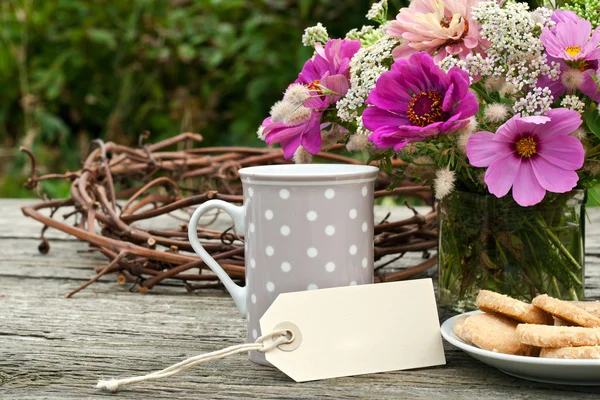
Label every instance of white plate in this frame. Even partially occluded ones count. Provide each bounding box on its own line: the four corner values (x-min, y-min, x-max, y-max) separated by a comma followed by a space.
441, 311, 600, 386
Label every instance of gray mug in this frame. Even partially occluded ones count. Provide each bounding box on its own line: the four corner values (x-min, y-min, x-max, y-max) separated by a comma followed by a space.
188, 164, 378, 365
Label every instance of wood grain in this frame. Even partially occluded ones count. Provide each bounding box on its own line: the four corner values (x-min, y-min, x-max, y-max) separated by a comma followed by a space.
1, 199, 600, 398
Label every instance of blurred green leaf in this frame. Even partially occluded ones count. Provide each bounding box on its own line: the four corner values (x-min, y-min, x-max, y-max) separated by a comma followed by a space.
0, 0, 402, 198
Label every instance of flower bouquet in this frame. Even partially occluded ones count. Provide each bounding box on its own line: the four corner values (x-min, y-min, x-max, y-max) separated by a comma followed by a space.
258, 0, 600, 310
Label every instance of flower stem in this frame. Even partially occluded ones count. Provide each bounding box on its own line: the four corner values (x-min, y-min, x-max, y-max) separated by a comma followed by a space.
534, 216, 582, 271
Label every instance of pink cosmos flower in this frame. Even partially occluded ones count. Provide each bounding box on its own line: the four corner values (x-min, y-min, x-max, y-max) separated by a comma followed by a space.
262, 39, 360, 159
363, 52, 478, 151
550, 10, 580, 25
387, 0, 488, 62
541, 18, 600, 62
466, 109, 584, 207
538, 11, 600, 103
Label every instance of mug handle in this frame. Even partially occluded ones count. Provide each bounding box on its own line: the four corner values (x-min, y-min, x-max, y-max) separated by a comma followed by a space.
188, 200, 248, 316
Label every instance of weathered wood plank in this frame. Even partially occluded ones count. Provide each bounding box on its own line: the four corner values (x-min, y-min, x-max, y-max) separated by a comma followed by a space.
2, 200, 600, 398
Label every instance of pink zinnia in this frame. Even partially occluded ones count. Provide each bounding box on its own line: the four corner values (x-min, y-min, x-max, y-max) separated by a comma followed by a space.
466, 109, 584, 207
363, 52, 478, 151
262, 39, 360, 158
387, 0, 487, 62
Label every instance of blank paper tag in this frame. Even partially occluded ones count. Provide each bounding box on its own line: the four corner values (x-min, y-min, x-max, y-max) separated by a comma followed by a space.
260, 278, 446, 382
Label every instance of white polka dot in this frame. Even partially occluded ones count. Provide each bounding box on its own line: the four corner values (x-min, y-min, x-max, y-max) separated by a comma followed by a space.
307, 284, 318, 290
325, 262, 336, 272
349, 245, 357, 255
361, 186, 368, 196
307, 211, 318, 221
279, 189, 290, 199
307, 247, 318, 258
325, 188, 335, 199
362, 258, 368, 268
280, 225, 290, 236
281, 262, 291, 272
252, 329, 258, 339
265, 209, 274, 220
249, 223, 255, 233
248, 187, 254, 197
250, 259, 256, 268
362, 222, 368, 232
325, 225, 335, 236
349, 209, 357, 219
266, 246, 274, 256
349, 281, 357, 286
251, 294, 257, 304
266, 282, 275, 292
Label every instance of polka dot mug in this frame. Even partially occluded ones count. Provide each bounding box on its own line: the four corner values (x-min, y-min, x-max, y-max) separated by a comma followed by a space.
188, 164, 378, 365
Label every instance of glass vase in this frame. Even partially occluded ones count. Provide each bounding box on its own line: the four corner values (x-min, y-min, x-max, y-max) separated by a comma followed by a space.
438, 190, 586, 312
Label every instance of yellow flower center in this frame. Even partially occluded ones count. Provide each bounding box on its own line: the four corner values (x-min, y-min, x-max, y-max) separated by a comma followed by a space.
515, 136, 537, 158
565, 46, 582, 57
306, 79, 322, 94
407, 90, 445, 127
439, 15, 469, 44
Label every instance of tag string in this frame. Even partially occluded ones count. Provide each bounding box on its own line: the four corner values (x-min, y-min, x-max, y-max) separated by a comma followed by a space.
96, 329, 292, 392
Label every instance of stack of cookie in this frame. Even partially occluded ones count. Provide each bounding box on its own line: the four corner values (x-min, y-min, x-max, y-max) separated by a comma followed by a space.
453, 290, 600, 359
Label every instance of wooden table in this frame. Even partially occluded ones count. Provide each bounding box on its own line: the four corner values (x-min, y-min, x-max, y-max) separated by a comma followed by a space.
2, 199, 600, 399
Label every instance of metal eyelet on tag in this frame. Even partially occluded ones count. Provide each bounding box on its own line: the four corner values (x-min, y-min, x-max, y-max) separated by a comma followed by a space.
273, 322, 302, 352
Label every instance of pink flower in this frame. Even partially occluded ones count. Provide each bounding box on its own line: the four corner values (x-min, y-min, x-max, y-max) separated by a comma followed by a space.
541, 18, 600, 63
538, 12, 600, 102
363, 52, 478, 151
466, 109, 584, 207
387, 0, 488, 62
550, 10, 580, 25
263, 39, 360, 158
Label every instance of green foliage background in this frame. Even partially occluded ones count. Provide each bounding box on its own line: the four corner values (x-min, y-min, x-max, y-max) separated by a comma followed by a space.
1, 0, 410, 197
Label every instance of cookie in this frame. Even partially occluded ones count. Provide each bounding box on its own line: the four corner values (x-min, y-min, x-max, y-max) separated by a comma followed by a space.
516, 324, 600, 348
462, 312, 538, 356
572, 301, 600, 319
532, 294, 600, 327
553, 317, 573, 327
476, 290, 553, 325
540, 346, 600, 359
453, 315, 471, 343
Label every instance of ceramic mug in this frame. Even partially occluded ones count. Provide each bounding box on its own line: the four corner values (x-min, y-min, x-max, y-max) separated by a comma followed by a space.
188, 164, 378, 365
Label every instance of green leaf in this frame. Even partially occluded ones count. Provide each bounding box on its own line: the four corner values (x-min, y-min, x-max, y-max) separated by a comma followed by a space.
87, 29, 117, 50
584, 110, 600, 139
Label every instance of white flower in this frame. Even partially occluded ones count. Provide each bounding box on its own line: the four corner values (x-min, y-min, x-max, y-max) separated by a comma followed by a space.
469, 2, 558, 90
457, 116, 478, 136
270, 100, 296, 122
484, 103, 510, 123
513, 87, 554, 116
571, 128, 587, 141
282, 105, 312, 126
293, 146, 312, 164
434, 167, 456, 200
321, 126, 346, 150
336, 35, 398, 122
366, 0, 387, 22
283, 83, 311, 105
346, 133, 370, 151
457, 132, 473, 155
257, 125, 266, 141
302, 23, 329, 47
561, 68, 585, 91
483, 76, 505, 92
561, 95, 585, 114
270, 95, 312, 125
